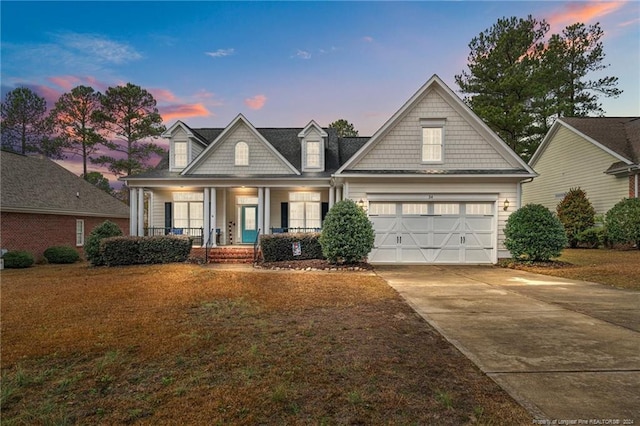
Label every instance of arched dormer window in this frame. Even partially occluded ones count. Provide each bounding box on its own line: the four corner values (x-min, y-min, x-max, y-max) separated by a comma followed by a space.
235, 141, 249, 166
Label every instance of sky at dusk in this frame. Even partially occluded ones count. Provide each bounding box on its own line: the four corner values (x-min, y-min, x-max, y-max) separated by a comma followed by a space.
2, 1, 639, 184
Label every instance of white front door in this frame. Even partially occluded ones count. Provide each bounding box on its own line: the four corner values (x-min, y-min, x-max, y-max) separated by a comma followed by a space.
368, 201, 495, 264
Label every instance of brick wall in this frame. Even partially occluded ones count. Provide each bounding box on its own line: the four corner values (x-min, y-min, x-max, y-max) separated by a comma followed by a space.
0, 212, 129, 261
630, 174, 639, 198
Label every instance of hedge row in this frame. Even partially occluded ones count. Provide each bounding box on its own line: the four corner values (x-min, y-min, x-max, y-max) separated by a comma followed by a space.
100, 235, 192, 266
260, 233, 324, 262
44, 246, 80, 264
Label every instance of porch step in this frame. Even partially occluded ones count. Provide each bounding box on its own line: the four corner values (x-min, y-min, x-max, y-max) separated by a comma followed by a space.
192, 247, 259, 264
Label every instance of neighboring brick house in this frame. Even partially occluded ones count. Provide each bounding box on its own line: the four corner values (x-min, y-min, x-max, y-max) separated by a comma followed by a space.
1, 150, 129, 260
522, 117, 640, 215
123, 75, 536, 264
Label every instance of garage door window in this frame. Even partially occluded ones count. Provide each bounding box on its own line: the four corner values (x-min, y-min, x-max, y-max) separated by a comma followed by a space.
466, 203, 493, 215
369, 202, 396, 216
434, 203, 459, 215
402, 203, 428, 215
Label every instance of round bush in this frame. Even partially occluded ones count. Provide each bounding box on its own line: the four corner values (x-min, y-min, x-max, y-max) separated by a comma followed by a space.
3, 250, 35, 268
556, 188, 596, 248
85, 220, 123, 266
319, 199, 374, 264
504, 204, 567, 262
43, 246, 80, 264
605, 198, 640, 248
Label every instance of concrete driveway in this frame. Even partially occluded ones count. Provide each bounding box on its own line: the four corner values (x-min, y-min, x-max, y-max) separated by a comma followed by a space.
375, 265, 640, 422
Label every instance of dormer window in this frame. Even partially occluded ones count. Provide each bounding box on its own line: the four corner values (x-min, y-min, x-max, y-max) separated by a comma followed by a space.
306, 140, 321, 168
174, 141, 188, 168
235, 141, 249, 166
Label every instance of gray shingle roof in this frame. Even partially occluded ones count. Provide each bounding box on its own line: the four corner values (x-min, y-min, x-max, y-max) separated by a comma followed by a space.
1, 150, 129, 217
134, 125, 369, 179
561, 117, 640, 163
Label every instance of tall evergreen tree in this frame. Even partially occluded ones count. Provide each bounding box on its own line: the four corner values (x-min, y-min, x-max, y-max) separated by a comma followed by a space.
0, 87, 59, 157
92, 83, 166, 177
329, 119, 359, 137
455, 16, 549, 160
50, 85, 107, 178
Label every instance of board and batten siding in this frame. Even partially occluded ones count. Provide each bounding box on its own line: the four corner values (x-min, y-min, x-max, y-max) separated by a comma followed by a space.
346, 180, 517, 259
522, 126, 628, 215
190, 122, 293, 175
351, 88, 513, 171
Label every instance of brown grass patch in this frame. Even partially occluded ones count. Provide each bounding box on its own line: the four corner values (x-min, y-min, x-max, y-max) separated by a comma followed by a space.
1, 263, 531, 424
504, 249, 639, 291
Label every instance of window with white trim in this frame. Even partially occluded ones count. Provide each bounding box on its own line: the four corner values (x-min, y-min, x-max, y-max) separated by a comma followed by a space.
306, 140, 321, 168
289, 192, 321, 230
422, 127, 443, 162
369, 202, 395, 216
76, 219, 85, 246
174, 141, 188, 168
235, 141, 249, 166
434, 203, 459, 215
173, 192, 204, 230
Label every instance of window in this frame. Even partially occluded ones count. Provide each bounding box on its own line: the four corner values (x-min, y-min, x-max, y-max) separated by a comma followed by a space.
422, 127, 443, 162
402, 203, 429, 215
306, 140, 321, 168
289, 192, 321, 230
76, 220, 84, 246
434, 203, 459, 215
173, 192, 204, 230
174, 141, 187, 168
466, 203, 493, 216
369, 203, 396, 216
235, 142, 249, 166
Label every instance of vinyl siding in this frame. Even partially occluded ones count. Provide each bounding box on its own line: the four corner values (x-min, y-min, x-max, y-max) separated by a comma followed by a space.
522, 126, 628, 215
189, 122, 293, 175
352, 88, 513, 171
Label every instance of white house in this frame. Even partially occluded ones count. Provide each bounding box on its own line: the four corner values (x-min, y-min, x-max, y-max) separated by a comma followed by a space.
122, 75, 536, 264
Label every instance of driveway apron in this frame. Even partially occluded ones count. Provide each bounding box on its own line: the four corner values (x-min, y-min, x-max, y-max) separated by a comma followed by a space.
376, 265, 640, 422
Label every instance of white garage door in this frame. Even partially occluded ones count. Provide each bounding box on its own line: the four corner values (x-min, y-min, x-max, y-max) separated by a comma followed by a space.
368, 201, 495, 264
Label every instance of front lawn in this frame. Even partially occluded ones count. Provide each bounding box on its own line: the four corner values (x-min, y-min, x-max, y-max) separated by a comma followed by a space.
507, 248, 639, 291
1, 263, 530, 425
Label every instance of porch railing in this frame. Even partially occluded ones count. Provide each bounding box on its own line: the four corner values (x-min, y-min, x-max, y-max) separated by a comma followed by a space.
145, 227, 204, 247
270, 227, 322, 234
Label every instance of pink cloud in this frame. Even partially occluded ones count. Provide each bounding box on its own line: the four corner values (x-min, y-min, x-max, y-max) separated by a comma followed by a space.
547, 1, 626, 30
160, 103, 211, 121
244, 94, 267, 110
362, 36, 374, 43
47, 75, 111, 92
149, 88, 179, 103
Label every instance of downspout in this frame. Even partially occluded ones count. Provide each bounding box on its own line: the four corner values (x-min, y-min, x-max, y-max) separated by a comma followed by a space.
635, 172, 638, 198
518, 178, 534, 208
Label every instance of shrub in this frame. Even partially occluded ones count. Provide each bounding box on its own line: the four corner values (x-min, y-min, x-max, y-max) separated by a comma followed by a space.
43, 246, 80, 264
576, 227, 605, 249
85, 221, 123, 266
605, 198, 640, 249
504, 204, 567, 262
100, 235, 192, 266
556, 188, 596, 248
3, 250, 35, 268
260, 233, 323, 262
320, 199, 374, 264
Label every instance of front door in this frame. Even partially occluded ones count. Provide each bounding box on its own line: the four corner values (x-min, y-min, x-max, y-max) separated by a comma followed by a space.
241, 205, 258, 243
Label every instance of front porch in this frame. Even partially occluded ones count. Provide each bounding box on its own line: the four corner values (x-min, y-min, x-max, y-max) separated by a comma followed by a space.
129, 184, 345, 247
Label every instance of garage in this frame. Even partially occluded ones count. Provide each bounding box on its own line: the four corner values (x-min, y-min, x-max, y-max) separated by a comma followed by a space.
368, 200, 496, 264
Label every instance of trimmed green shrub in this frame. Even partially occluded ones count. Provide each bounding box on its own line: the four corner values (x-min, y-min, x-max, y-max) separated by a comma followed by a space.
576, 227, 605, 249
504, 204, 567, 262
100, 235, 192, 266
43, 246, 80, 264
260, 233, 323, 262
3, 250, 35, 268
605, 198, 640, 249
556, 188, 596, 248
85, 221, 123, 266
320, 199, 374, 264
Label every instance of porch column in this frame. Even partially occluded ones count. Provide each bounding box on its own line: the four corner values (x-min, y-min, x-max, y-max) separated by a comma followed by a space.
203, 188, 210, 246
137, 188, 144, 236
257, 187, 264, 235
264, 187, 271, 234
329, 185, 335, 208
210, 187, 217, 246
129, 187, 137, 236
335, 186, 342, 202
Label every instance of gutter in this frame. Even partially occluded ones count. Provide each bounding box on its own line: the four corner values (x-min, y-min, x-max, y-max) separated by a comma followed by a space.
518, 177, 535, 208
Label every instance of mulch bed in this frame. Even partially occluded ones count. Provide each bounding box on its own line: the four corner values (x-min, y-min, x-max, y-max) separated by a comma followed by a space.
256, 258, 374, 271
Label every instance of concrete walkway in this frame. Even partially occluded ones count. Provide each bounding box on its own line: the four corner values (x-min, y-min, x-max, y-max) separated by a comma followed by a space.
375, 265, 640, 422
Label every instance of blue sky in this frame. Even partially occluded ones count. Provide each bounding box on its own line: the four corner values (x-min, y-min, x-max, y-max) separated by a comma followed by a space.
2, 1, 639, 179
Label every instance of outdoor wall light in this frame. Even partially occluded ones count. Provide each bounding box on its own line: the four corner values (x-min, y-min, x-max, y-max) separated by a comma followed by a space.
357, 199, 368, 212
503, 199, 510, 211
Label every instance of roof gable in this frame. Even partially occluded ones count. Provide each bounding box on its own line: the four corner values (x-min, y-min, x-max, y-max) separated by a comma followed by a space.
0, 150, 129, 217
162, 120, 208, 146
182, 114, 300, 175
337, 74, 534, 175
530, 117, 639, 168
